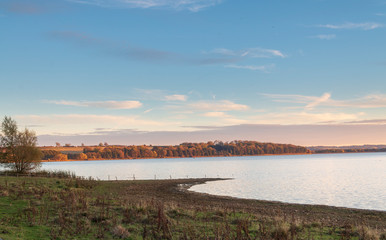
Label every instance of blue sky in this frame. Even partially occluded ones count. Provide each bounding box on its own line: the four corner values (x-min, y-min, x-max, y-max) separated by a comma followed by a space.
1, 0, 386, 146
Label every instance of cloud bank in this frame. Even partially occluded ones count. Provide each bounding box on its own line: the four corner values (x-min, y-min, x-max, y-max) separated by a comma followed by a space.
37, 123, 386, 146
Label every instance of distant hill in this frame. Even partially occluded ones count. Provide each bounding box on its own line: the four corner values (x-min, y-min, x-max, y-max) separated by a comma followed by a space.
40, 140, 311, 161
39, 142, 386, 161
308, 145, 386, 150
307, 145, 386, 153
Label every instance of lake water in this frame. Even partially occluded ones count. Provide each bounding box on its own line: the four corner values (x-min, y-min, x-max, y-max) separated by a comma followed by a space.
41, 152, 386, 211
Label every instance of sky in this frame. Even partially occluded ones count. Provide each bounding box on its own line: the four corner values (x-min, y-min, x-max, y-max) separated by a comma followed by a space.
1, 0, 386, 146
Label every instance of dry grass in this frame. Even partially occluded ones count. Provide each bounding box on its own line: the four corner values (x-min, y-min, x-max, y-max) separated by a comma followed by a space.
0, 175, 385, 239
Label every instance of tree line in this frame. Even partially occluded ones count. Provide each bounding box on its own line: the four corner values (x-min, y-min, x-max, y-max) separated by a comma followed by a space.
42, 141, 311, 161
1, 116, 310, 172
313, 148, 386, 154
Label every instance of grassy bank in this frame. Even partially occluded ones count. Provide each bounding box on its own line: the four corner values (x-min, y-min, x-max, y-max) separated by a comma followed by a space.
0, 175, 385, 239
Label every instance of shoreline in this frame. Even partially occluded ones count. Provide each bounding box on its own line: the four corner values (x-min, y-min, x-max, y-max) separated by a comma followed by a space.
186, 178, 386, 212
184, 178, 385, 212
41, 150, 385, 163
42, 152, 313, 162
1, 176, 385, 238
120, 178, 386, 230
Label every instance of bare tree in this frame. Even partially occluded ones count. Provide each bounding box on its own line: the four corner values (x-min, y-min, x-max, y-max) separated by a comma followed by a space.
0, 116, 42, 173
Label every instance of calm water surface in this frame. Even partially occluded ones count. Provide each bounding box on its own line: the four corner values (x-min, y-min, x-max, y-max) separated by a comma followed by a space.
41, 152, 386, 211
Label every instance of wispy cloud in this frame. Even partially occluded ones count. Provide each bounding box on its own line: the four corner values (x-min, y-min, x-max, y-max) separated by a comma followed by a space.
346, 119, 386, 124
37, 123, 386, 147
134, 88, 167, 100
210, 47, 286, 59
225, 64, 275, 72
16, 114, 168, 132
250, 111, 360, 125
47, 100, 142, 109
193, 57, 239, 65
0, 0, 45, 14
202, 111, 230, 117
200, 112, 247, 125
204, 47, 285, 71
188, 100, 249, 111
164, 94, 188, 101
50, 31, 182, 63
305, 93, 331, 110
50, 31, 241, 65
318, 22, 383, 30
66, 0, 222, 12
50, 31, 285, 69
263, 92, 386, 109
0, 0, 66, 15
310, 34, 336, 40
134, 89, 190, 102
347, 94, 386, 108
262, 93, 329, 105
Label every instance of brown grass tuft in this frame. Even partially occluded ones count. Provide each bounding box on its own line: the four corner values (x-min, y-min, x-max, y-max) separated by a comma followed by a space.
111, 225, 130, 239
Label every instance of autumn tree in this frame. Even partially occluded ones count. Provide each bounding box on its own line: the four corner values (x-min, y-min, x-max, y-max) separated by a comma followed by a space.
78, 153, 88, 160
53, 153, 68, 161
0, 116, 42, 173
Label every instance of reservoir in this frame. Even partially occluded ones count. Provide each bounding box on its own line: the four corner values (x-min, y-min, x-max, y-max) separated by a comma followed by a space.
41, 152, 386, 211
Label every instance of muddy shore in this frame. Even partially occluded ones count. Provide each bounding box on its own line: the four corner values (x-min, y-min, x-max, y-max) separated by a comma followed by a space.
119, 178, 386, 230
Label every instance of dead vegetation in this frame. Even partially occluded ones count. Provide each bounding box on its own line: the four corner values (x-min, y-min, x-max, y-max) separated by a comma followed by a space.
0, 175, 385, 239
